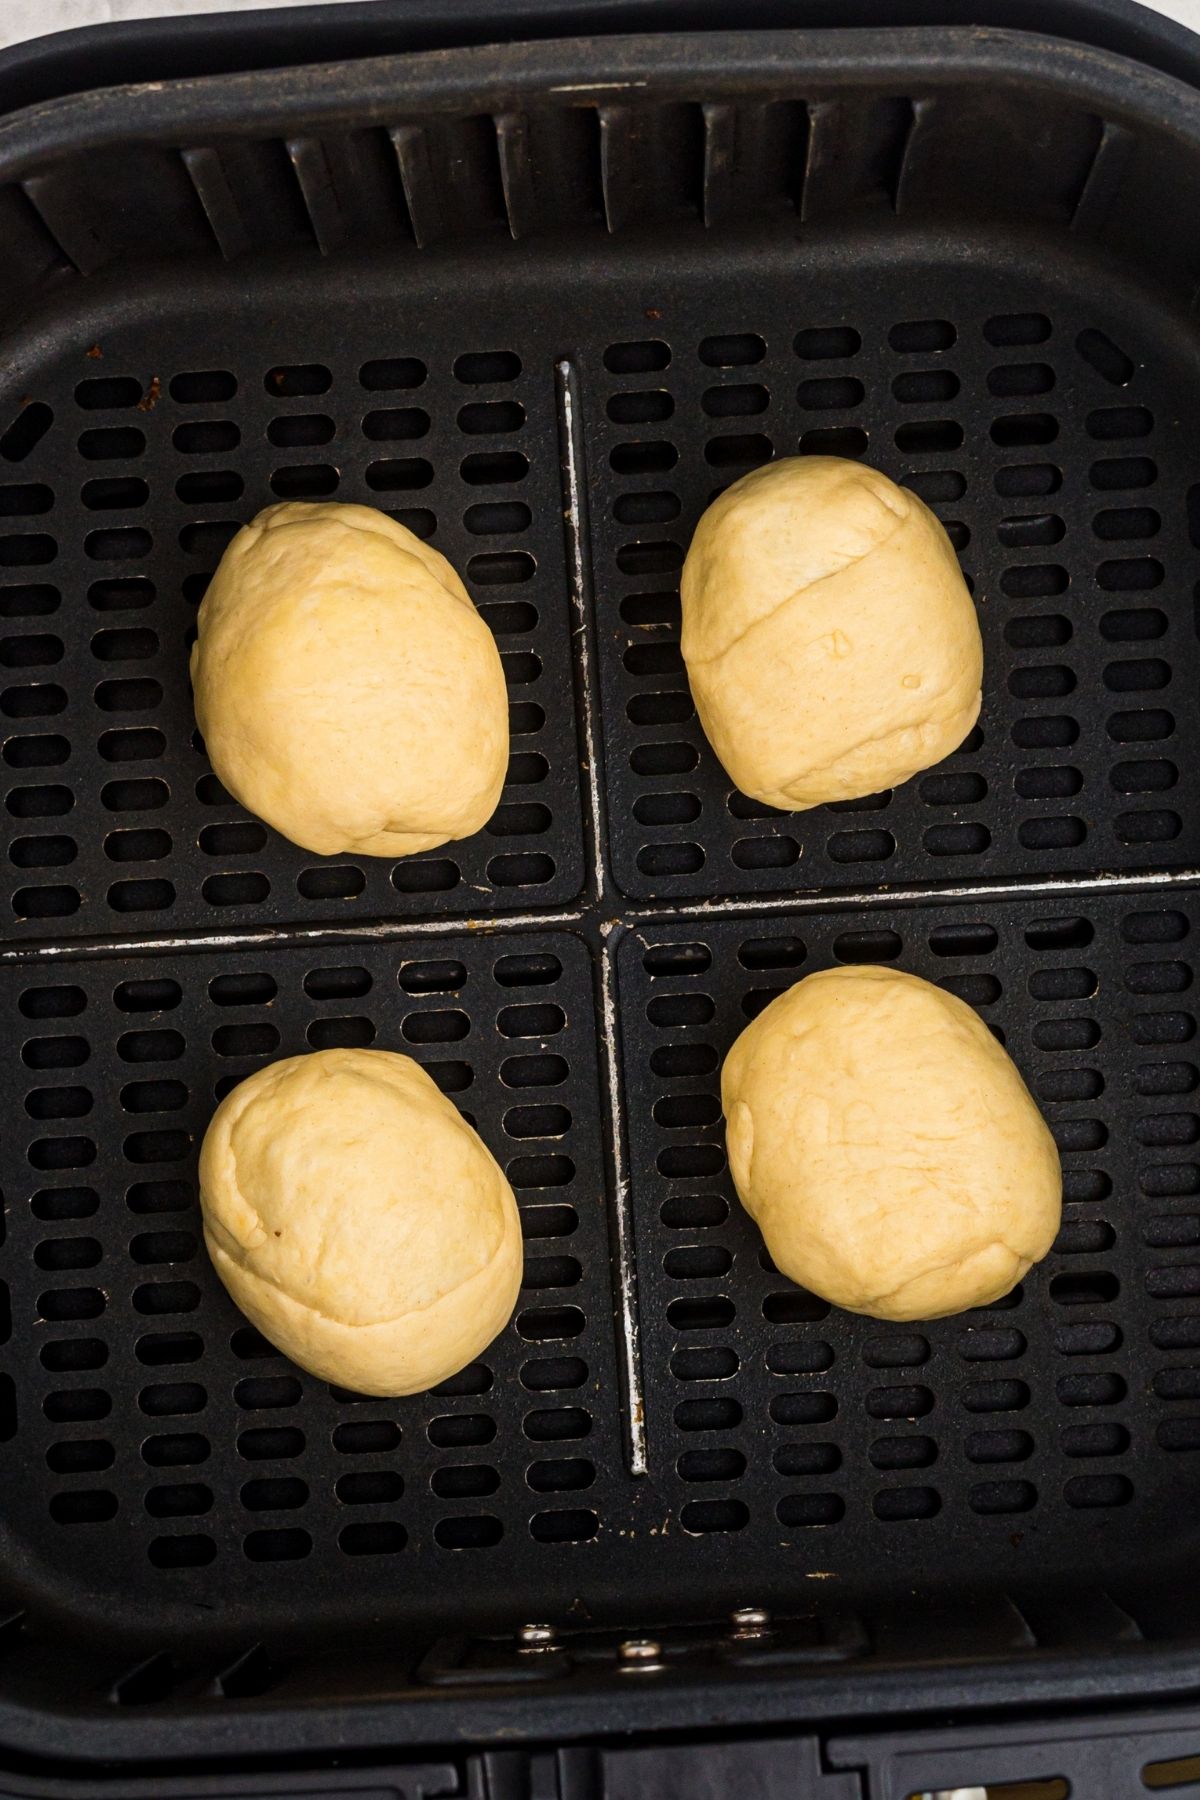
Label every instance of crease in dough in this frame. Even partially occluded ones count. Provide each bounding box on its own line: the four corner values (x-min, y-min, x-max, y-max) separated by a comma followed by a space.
683, 492, 908, 668
680, 455, 983, 811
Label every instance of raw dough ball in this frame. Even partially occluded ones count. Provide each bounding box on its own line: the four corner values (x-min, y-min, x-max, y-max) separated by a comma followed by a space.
722, 965, 1060, 1320
190, 501, 508, 857
680, 456, 983, 809
200, 1048, 523, 1394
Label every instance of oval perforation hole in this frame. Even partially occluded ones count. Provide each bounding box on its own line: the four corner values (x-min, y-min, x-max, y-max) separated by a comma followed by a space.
1, 402, 53, 460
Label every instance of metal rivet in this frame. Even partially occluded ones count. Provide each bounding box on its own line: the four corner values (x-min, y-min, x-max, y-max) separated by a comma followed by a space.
729, 1605, 772, 1640
516, 1622, 557, 1653
618, 1637, 665, 1671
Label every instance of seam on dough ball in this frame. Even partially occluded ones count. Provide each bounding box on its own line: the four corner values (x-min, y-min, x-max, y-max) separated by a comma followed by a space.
209, 1052, 512, 1327
207, 1224, 522, 1396
766, 683, 982, 809
863, 1246, 1034, 1321
203, 1219, 516, 1333
684, 492, 909, 669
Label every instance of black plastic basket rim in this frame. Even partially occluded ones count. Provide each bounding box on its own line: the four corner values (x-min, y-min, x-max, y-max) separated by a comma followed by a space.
0, 26, 1199, 196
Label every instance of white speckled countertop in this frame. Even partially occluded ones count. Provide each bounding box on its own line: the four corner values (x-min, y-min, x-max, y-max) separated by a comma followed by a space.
0, 0, 355, 50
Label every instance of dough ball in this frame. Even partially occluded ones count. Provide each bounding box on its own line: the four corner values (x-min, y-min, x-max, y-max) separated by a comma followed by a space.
680, 456, 983, 809
200, 1048, 523, 1394
190, 501, 508, 857
722, 965, 1060, 1321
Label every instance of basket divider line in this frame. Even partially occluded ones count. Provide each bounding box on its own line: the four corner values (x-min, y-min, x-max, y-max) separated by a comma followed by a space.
556, 352, 648, 1476
622, 865, 1200, 926
599, 920, 648, 1478
555, 355, 609, 909
5, 872, 1200, 966
0, 908, 588, 964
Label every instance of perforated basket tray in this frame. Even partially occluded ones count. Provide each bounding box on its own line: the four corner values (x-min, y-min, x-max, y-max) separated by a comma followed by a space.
4, 20, 1200, 1768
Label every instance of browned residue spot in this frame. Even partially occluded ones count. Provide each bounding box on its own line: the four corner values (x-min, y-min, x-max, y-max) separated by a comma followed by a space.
85, 344, 103, 359
136, 375, 161, 412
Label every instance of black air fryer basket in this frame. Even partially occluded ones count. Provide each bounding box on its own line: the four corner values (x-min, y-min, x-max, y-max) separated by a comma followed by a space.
6, 2, 1200, 1786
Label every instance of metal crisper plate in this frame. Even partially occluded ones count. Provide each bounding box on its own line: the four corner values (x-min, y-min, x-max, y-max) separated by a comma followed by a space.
2, 22, 1200, 1762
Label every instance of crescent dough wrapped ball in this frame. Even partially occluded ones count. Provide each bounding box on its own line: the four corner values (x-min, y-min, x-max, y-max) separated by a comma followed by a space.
200, 1049, 523, 1394
680, 456, 983, 809
722, 965, 1061, 1321
190, 501, 508, 857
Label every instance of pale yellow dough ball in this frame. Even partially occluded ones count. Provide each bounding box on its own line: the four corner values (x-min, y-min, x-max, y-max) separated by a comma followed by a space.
199, 1049, 523, 1395
680, 456, 983, 809
722, 965, 1061, 1321
190, 501, 508, 857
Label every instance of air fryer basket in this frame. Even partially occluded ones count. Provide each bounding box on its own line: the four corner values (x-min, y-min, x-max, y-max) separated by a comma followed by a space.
3, 23, 1200, 1764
